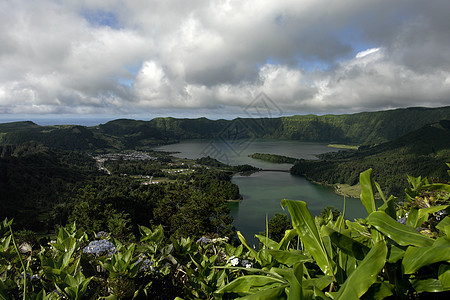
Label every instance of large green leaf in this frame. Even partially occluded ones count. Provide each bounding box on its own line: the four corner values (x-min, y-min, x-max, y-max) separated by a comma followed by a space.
410, 278, 446, 293
334, 241, 387, 300
268, 249, 311, 267
303, 276, 334, 291
386, 244, 407, 263
436, 216, 450, 238
278, 229, 298, 250
422, 183, 450, 193
288, 262, 304, 300
367, 211, 434, 247
282, 199, 335, 276
215, 275, 287, 294
402, 238, 450, 274
321, 226, 370, 260
255, 234, 278, 250
239, 286, 286, 299
438, 264, 450, 289
360, 169, 376, 215
237, 231, 258, 258
377, 195, 396, 220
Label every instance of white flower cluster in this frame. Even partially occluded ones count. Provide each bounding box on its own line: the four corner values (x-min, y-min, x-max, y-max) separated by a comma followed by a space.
228, 256, 240, 266
196, 236, 229, 244
436, 210, 447, 221
95, 231, 110, 239
227, 256, 253, 268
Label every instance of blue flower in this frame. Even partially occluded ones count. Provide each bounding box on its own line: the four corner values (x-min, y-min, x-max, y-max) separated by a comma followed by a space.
136, 258, 154, 272
196, 237, 211, 244
83, 240, 117, 256
397, 217, 407, 225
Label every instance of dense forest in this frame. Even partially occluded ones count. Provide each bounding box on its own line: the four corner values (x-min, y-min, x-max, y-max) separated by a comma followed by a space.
249, 153, 299, 164
0, 143, 245, 241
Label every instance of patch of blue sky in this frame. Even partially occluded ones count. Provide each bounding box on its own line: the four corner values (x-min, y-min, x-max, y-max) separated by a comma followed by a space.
116, 62, 142, 87
117, 77, 134, 87
335, 26, 377, 60
258, 56, 333, 72
125, 62, 142, 76
80, 9, 121, 29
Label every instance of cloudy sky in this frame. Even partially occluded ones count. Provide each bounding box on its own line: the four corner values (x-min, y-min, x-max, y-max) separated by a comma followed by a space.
1, 0, 450, 122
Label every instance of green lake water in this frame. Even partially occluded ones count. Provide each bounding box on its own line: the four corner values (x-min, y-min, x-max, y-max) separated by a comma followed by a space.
155, 139, 374, 245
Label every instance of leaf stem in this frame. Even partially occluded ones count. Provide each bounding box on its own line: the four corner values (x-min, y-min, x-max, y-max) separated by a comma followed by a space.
9, 224, 27, 300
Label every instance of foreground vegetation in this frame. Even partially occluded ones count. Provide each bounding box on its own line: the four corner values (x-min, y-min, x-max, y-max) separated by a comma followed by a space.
1, 168, 449, 299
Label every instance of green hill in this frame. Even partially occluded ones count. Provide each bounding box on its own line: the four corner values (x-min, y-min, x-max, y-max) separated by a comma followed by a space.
291, 120, 450, 195
0, 106, 449, 151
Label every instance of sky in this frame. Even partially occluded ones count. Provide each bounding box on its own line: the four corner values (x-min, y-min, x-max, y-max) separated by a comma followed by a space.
1, 0, 450, 124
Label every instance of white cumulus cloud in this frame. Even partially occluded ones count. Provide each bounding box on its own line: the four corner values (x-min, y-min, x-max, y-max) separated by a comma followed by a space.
1, 0, 450, 119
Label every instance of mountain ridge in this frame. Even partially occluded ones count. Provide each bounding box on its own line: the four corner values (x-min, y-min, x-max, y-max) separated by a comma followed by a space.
0, 106, 449, 151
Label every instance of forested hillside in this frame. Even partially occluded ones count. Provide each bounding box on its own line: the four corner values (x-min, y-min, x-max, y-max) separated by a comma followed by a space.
291, 120, 450, 195
1, 106, 449, 151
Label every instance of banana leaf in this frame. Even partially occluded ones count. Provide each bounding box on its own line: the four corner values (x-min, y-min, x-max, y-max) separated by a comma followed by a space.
282, 199, 335, 276
334, 241, 387, 300
436, 216, 450, 237
268, 249, 311, 267
410, 278, 447, 293
239, 286, 286, 299
367, 211, 434, 247
215, 275, 287, 295
278, 229, 298, 251
360, 169, 376, 215
439, 265, 450, 289
402, 238, 450, 274
321, 226, 370, 260
237, 231, 258, 258
288, 262, 304, 300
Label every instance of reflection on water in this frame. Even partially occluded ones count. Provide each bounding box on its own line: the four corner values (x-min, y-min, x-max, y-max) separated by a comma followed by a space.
230, 171, 373, 246
154, 140, 375, 245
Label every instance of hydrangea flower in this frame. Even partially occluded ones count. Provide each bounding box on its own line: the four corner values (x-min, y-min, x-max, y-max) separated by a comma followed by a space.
397, 217, 407, 225
136, 258, 155, 272
83, 240, 117, 257
196, 237, 211, 244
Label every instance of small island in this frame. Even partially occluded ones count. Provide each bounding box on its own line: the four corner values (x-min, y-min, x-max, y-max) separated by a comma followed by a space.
248, 152, 299, 164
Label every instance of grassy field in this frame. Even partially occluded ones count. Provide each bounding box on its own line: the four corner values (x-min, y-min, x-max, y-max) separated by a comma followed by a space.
333, 183, 361, 198
328, 144, 359, 150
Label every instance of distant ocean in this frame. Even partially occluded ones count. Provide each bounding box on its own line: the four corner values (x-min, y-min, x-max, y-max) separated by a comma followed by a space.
0, 117, 123, 127
31, 118, 117, 127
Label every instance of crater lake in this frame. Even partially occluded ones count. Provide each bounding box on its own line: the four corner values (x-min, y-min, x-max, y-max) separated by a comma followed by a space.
154, 139, 373, 245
